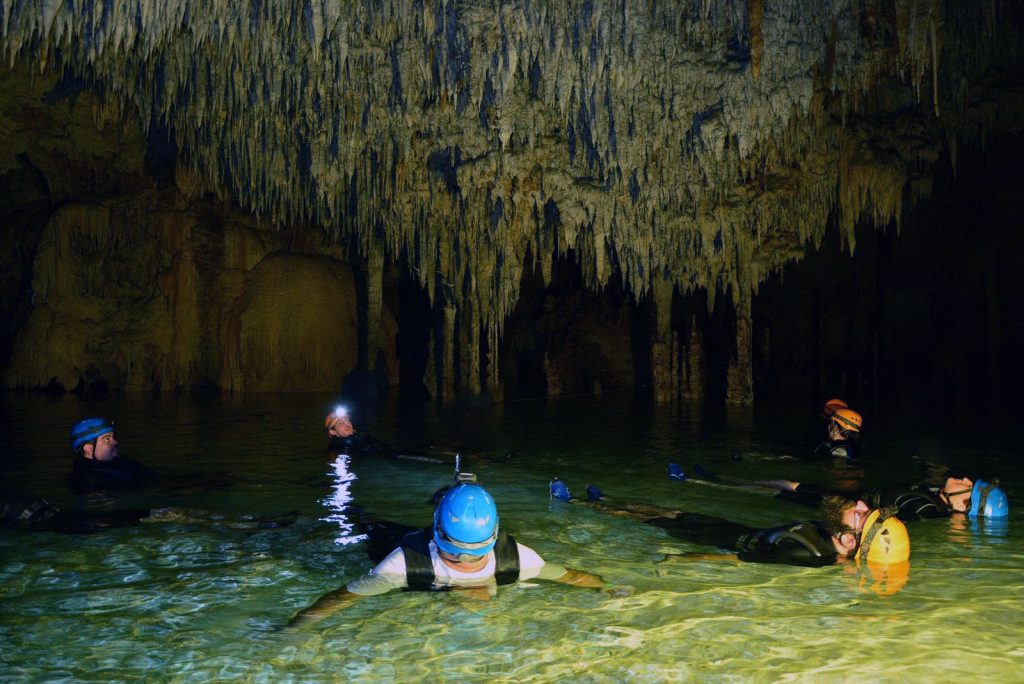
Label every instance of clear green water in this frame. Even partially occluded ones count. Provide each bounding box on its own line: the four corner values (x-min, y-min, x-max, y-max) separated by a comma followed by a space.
1, 393, 1022, 682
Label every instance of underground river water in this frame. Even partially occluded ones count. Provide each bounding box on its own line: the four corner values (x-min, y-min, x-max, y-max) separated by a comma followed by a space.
1, 392, 1021, 681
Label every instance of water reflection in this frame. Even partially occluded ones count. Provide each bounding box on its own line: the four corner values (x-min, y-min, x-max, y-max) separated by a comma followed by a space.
858, 560, 911, 597
319, 454, 366, 546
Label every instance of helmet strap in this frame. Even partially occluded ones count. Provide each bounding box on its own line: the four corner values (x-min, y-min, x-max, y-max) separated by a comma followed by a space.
976, 480, 1000, 516
857, 507, 895, 560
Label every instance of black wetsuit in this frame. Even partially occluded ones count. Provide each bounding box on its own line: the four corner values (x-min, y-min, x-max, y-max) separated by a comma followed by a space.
326, 433, 387, 455
798, 422, 858, 461
1, 486, 150, 534
645, 513, 840, 567
778, 483, 952, 521
805, 437, 858, 461
69, 456, 157, 493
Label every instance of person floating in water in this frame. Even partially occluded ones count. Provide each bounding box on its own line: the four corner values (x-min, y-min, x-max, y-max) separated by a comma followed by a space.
549, 479, 910, 568
0, 484, 291, 534
804, 405, 863, 461
0, 486, 151, 533
323, 405, 394, 456
286, 478, 611, 629
68, 417, 156, 492
324, 406, 356, 441
763, 474, 1009, 521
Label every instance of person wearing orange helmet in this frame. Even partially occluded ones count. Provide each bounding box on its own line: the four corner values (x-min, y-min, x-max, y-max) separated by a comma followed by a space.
549, 479, 908, 568
324, 405, 356, 439
821, 398, 849, 418
323, 404, 386, 455
803, 406, 863, 460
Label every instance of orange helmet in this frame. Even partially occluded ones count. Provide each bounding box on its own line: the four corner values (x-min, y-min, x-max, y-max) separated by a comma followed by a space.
822, 398, 848, 417
857, 509, 910, 565
832, 408, 863, 433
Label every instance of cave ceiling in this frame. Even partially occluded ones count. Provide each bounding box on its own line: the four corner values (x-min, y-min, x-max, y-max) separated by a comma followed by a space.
2, 0, 1023, 331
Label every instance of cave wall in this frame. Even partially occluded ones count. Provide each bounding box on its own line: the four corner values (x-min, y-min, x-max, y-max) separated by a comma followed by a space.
750, 134, 1024, 417
0, 68, 398, 394
2, 1, 1020, 392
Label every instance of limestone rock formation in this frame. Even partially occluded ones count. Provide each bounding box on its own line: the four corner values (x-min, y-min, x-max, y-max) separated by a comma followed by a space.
1, 1, 1022, 399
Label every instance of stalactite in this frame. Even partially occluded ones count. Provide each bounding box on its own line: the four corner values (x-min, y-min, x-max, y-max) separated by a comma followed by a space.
1, 0, 1018, 399
748, 0, 763, 80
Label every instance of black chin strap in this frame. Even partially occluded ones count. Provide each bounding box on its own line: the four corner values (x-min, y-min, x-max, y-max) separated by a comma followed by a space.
858, 507, 897, 561
975, 479, 1001, 516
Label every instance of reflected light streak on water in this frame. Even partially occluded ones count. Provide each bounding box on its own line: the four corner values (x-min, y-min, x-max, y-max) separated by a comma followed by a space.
320, 454, 367, 546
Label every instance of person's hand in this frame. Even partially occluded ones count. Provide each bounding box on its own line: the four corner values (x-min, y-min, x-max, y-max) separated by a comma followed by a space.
325, 414, 355, 438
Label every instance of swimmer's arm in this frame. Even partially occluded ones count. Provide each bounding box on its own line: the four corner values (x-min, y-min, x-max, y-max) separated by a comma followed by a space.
552, 568, 607, 589
575, 499, 677, 520
285, 552, 406, 630
662, 552, 739, 562
285, 587, 363, 629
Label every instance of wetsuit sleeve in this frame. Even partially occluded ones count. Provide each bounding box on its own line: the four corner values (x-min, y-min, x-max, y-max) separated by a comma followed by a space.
775, 483, 832, 508
735, 524, 839, 567
736, 543, 837, 567
878, 485, 950, 520
345, 548, 410, 596
516, 543, 566, 581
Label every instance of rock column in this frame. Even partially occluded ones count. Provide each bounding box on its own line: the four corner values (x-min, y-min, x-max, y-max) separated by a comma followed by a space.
726, 290, 754, 405
652, 278, 674, 402
366, 245, 385, 375
442, 296, 456, 402
683, 314, 704, 401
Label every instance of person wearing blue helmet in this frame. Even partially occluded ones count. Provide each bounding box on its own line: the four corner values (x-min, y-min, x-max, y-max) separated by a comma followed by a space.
287, 477, 610, 629
958, 478, 1009, 518
699, 470, 1009, 522
68, 417, 156, 492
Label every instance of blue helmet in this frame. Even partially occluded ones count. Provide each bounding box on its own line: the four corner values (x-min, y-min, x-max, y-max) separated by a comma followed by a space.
968, 479, 1009, 518
70, 417, 114, 451
433, 483, 499, 557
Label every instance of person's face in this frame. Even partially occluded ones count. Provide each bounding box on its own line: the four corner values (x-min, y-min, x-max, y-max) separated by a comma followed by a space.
327, 416, 354, 439
828, 421, 849, 441
940, 477, 974, 513
438, 549, 488, 570
85, 431, 118, 461
841, 500, 872, 534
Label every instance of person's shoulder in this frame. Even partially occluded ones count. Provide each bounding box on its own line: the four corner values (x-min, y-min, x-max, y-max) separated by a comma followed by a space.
514, 541, 545, 568
373, 546, 409, 575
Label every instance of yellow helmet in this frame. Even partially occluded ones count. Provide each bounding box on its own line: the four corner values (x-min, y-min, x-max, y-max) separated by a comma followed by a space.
858, 509, 910, 565
832, 408, 863, 433
859, 560, 910, 597
822, 398, 848, 417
